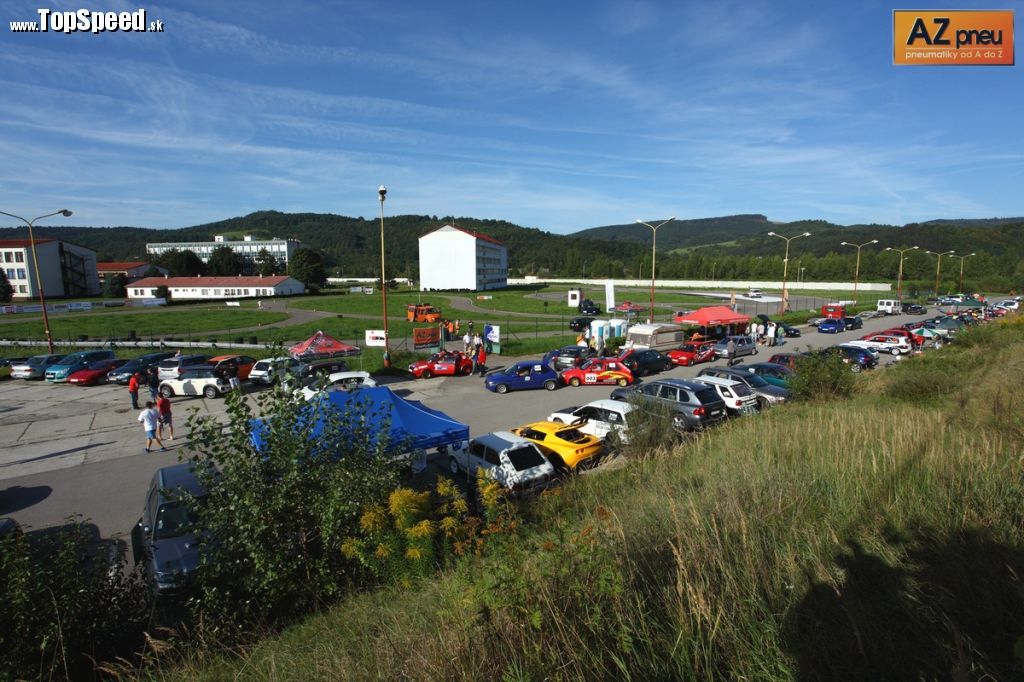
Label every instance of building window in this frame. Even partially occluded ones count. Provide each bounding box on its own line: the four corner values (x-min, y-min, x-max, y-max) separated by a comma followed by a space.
14, 252, 24, 263
18, 285, 27, 293
3, 253, 11, 263
5, 268, 13, 278
16, 268, 26, 279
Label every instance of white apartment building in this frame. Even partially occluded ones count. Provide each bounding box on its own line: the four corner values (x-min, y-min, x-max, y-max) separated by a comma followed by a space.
126, 275, 305, 301
0, 238, 100, 298
145, 235, 302, 272
418, 224, 508, 291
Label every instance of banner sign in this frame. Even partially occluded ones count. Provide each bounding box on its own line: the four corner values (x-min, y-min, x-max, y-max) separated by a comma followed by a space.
413, 327, 439, 350
894, 10, 1014, 65
605, 280, 615, 313
365, 329, 387, 347
484, 324, 501, 354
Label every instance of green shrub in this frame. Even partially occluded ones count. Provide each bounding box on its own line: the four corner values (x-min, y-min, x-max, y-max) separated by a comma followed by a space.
788, 349, 854, 400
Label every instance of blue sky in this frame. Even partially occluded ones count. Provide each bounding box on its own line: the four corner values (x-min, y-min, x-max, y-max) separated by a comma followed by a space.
0, 0, 1021, 233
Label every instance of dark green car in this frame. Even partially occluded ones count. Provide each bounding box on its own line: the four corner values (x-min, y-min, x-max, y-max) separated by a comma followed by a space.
740, 362, 793, 389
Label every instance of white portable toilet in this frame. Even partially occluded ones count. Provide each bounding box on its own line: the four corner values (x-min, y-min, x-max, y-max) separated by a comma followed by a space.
590, 319, 610, 340
567, 288, 583, 308
608, 318, 626, 337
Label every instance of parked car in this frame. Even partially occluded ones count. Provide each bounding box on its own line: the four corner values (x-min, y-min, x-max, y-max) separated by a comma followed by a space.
842, 316, 863, 331
846, 334, 913, 355
666, 341, 716, 367
68, 358, 128, 385
157, 355, 212, 381
295, 358, 351, 381
817, 318, 848, 334
994, 299, 1019, 310
834, 345, 880, 371
755, 315, 802, 338
0, 357, 25, 380
902, 302, 927, 314
767, 352, 804, 370
131, 462, 206, 596
158, 366, 231, 399
746, 288, 763, 298
248, 356, 301, 385
692, 375, 758, 417
616, 348, 674, 376
610, 378, 727, 431
569, 316, 595, 332
544, 345, 597, 371
560, 357, 634, 387
10, 353, 65, 380
408, 350, 473, 379
106, 352, 175, 384
696, 367, 789, 408
484, 361, 561, 394
741, 362, 794, 389
546, 399, 637, 444
45, 350, 116, 382
577, 298, 600, 315
713, 335, 758, 359
445, 432, 554, 494
512, 421, 606, 471
209, 355, 257, 381
300, 371, 377, 401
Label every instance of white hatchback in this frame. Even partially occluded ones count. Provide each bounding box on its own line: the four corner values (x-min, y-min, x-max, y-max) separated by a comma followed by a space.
158, 367, 231, 399
692, 375, 758, 416
299, 371, 377, 401
547, 399, 636, 444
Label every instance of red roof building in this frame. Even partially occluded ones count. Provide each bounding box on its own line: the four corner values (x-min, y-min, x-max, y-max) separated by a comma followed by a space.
97, 261, 167, 283
418, 223, 508, 292
126, 275, 305, 300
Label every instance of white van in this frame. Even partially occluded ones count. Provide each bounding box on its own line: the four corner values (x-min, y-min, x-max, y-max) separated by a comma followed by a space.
625, 323, 686, 351
876, 299, 900, 315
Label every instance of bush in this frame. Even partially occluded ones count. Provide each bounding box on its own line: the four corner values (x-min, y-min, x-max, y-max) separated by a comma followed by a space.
0, 520, 150, 681
788, 349, 854, 400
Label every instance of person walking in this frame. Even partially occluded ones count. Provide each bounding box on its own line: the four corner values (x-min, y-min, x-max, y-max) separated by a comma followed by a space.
156, 394, 174, 440
473, 332, 482, 350
137, 401, 166, 452
766, 322, 776, 347
463, 331, 473, 354
128, 372, 141, 410
476, 345, 488, 376
227, 363, 241, 392
757, 322, 766, 344
467, 320, 474, 336
775, 324, 784, 347
146, 366, 160, 400
726, 338, 737, 366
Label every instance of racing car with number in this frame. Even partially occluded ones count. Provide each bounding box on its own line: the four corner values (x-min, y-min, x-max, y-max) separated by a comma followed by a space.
666, 341, 716, 367
559, 357, 634, 387
408, 351, 474, 379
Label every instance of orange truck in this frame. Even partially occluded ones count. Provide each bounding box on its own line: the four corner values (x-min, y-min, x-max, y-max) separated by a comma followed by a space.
406, 303, 442, 323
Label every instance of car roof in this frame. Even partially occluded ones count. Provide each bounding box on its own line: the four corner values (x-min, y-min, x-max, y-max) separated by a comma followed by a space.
209, 354, 242, 361
326, 371, 371, 381
647, 377, 712, 391
580, 399, 635, 413
155, 462, 206, 500
471, 431, 534, 450
693, 375, 744, 388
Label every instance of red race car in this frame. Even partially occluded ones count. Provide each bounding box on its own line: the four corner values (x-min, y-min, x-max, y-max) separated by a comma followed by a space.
666, 341, 716, 367
408, 351, 473, 379
560, 357, 634, 387
67, 358, 128, 386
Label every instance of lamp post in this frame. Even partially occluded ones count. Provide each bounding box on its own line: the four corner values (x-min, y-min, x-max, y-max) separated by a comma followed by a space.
925, 249, 955, 298
636, 217, 675, 323
953, 252, 976, 293
884, 246, 918, 303
377, 186, 390, 367
0, 209, 72, 352
767, 231, 811, 314
841, 239, 878, 305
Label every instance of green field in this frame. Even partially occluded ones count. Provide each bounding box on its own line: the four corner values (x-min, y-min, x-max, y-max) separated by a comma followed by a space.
0, 309, 287, 342
167, 315, 1024, 680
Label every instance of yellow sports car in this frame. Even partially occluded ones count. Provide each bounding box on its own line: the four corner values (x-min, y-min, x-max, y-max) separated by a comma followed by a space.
511, 421, 605, 470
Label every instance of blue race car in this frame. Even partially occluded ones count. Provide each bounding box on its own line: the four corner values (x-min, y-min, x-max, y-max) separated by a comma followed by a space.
484, 361, 561, 394
817, 318, 848, 334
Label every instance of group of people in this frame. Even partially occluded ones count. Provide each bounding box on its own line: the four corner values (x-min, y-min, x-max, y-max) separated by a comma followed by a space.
126, 362, 176, 453
749, 321, 784, 347
441, 318, 474, 342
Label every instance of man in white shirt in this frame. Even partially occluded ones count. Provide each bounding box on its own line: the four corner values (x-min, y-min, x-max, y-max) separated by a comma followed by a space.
137, 401, 167, 453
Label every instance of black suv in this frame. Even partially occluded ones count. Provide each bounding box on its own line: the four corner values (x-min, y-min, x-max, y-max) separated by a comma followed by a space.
578, 298, 601, 315
131, 462, 207, 597
610, 378, 726, 431
833, 345, 879, 372
569, 316, 595, 332
617, 348, 673, 376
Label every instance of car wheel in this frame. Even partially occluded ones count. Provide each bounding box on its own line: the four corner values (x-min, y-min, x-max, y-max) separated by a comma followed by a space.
757, 397, 770, 410
159, 386, 173, 398
850, 363, 862, 373
544, 379, 557, 391
891, 348, 901, 356
203, 386, 218, 399
569, 377, 581, 387
671, 415, 688, 432
448, 457, 459, 475
421, 369, 433, 379
617, 378, 628, 387
495, 384, 508, 394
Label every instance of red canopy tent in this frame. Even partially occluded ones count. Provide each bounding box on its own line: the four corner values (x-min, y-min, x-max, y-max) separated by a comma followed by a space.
288, 331, 361, 358
674, 306, 750, 327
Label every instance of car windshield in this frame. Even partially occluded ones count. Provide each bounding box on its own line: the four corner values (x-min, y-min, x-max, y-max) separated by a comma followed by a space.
731, 384, 752, 397
555, 428, 589, 444
505, 445, 547, 471
86, 360, 111, 370
253, 361, 270, 370
741, 373, 769, 388
28, 356, 51, 366
154, 500, 200, 540
55, 355, 83, 366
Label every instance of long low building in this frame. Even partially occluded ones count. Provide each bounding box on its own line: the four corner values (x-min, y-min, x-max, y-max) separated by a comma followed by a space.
127, 275, 306, 301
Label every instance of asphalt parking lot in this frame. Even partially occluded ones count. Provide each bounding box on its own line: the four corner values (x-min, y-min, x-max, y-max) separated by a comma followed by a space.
0, 311, 923, 545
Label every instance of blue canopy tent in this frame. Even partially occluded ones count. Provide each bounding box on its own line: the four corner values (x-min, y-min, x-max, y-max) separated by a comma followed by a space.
250, 387, 469, 465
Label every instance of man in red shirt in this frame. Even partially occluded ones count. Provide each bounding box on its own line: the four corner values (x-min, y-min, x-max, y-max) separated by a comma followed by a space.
128, 373, 140, 410
156, 394, 174, 440
475, 346, 487, 376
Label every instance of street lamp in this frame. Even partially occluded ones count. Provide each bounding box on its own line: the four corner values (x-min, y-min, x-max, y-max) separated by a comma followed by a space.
925, 249, 955, 298
884, 246, 918, 303
377, 186, 390, 367
953, 252, 976, 293
767, 231, 811, 314
0, 208, 72, 352
636, 217, 675, 323
841, 239, 878, 304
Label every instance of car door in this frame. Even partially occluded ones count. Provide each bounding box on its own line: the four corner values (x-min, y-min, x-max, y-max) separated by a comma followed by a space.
180, 371, 199, 395
575, 406, 611, 439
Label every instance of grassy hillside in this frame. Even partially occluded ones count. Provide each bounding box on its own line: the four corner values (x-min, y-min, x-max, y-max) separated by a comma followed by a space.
571, 214, 784, 250
160, 316, 1024, 681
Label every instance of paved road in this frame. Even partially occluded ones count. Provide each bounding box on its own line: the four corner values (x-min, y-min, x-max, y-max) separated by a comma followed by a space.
0, 311, 929, 545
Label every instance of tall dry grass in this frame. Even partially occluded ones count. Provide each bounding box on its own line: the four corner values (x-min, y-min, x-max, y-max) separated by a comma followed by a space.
159, 316, 1024, 681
